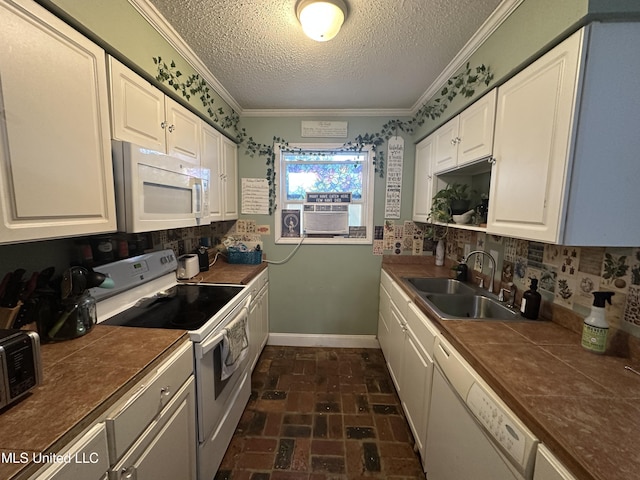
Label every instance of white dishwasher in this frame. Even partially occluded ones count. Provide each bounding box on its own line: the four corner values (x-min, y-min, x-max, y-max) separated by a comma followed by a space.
425, 336, 538, 480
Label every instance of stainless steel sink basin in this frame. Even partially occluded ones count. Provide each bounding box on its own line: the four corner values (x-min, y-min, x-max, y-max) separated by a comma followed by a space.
403, 277, 476, 295
424, 294, 520, 321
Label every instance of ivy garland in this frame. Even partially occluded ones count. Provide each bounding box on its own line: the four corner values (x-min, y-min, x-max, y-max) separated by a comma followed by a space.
153, 57, 242, 136
153, 58, 493, 215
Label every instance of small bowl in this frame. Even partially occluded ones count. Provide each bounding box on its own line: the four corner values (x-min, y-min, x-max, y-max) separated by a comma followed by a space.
452, 213, 472, 224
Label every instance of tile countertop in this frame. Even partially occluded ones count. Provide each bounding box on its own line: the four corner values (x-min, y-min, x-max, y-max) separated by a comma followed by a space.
0, 326, 188, 480
189, 255, 267, 285
382, 256, 640, 480
0, 259, 266, 480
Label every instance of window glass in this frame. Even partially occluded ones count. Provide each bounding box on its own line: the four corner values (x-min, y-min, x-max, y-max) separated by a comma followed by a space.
275, 144, 373, 244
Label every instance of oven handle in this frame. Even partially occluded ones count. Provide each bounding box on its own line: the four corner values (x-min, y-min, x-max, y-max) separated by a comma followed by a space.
195, 295, 252, 359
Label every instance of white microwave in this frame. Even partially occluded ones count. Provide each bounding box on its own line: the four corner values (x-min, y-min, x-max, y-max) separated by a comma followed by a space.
112, 141, 210, 233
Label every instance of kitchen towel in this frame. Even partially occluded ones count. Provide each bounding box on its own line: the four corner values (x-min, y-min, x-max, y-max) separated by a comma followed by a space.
221, 308, 249, 380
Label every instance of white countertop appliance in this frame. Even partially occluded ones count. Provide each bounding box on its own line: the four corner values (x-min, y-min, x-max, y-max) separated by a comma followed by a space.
92, 249, 251, 480
425, 336, 539, 480
0, 329, 42, 409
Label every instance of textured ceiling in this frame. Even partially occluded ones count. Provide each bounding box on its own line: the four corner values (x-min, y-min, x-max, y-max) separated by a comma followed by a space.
145, 0, 504, 112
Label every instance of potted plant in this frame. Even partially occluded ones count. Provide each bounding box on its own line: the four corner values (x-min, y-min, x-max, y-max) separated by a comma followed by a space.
430, 183, 471, 223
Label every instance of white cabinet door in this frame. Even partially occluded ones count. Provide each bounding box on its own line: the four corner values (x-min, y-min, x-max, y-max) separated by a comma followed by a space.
110, 378, 197, 480
487, 30, 583, 243
432, 89, 496, 175
28, 423, 109, 480
108, 56, 165, 152
109, 57, 201, 165
201, 123, 223, 222
412, 135, 435, 223
432, 116, 459, 174
165, 96, 200, 165
533, 444, 577, 480
377, 281, 392, 355
221, 136, 239, 220
400, 331, 431, 460
0, 0, 116, 244
457, 89, 496, 166
386, 302, 405, 393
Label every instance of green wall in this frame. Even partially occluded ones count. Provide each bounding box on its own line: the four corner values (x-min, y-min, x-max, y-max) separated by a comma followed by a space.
239, 117, 414, 335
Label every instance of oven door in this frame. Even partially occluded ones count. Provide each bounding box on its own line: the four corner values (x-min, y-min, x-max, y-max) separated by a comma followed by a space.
194, 297, 251, 443
113, 141, 210, 233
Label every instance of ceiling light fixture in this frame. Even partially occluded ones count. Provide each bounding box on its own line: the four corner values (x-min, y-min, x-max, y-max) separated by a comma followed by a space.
296, 0, 347, 42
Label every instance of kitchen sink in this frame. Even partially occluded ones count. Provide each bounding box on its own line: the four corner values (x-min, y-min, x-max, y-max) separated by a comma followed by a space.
402, 276, 523, 321
403, 277, 476, 295
424, 294, 520, 320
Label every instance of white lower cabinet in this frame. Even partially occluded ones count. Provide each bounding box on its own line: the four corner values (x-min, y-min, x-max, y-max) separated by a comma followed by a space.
108, 378, 196, 480
28, 423, 110, 480
105, 341, 196, 480
533, 444, 577, 480
377, 271, 438, 470
247, 268, 269, 371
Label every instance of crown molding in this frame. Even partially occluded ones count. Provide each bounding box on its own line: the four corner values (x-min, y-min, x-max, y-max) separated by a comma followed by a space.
129, 0, 520, 119
128, 0, 243, 114
410, 0, 524, 115
241, 107, 414, 118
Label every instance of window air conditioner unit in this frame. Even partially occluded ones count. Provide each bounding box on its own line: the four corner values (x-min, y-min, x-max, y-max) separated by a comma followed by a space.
303, 204, 349, 235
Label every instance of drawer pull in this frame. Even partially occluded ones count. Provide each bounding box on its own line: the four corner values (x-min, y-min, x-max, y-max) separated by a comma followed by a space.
120, 466, 137, 480
160, 386, 171, 397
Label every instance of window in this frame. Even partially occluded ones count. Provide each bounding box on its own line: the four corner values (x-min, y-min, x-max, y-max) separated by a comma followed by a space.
274, 143, 374, 244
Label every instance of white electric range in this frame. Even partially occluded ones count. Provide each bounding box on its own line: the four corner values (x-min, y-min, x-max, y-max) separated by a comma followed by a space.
92, 249, 252, 480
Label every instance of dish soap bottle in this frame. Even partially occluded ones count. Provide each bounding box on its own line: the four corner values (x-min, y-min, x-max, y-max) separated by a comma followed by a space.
581, 291, 615, 354
520, 278, 541, 320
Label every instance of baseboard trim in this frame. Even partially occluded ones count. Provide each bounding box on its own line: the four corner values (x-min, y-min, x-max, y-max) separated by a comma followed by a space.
267, 333, 380, 349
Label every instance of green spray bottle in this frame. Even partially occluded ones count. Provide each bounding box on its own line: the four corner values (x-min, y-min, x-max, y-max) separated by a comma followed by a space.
581, 291, 615, 354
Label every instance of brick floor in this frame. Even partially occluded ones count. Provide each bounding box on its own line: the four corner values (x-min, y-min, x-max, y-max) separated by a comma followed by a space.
215, 346, 425, 480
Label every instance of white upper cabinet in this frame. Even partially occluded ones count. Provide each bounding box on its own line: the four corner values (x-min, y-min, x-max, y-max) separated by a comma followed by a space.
488, 23, 640, 245
221, 135, 239, 220
201, 123, 238, 222
433, 89, 496, 174
0, 0, 116, 244
201, 123, 223, 222
108, 57, 200, 165
165, 96, 201, 163
412, 135, 435, 223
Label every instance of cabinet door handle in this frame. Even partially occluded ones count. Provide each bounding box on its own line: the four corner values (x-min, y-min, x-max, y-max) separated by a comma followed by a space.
160, 386, 171, 397
455, 137, 461, 144
167, 124, 175, 133
160, 121, 167, 129
450, 138, 456, 146
120, 466, 137, 480
487, 156, 497, 165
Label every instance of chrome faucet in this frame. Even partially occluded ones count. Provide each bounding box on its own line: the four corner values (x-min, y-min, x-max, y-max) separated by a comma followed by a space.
462, 250, 496, 294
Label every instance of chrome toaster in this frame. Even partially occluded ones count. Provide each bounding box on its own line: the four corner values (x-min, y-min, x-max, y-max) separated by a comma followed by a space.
0, 329, 42, 409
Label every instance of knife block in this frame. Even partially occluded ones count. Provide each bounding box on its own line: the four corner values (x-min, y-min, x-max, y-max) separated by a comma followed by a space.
0, 305, 21, 329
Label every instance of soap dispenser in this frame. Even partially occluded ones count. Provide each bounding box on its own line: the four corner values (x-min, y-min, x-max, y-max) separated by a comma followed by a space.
581, 291, 615, 354
520, 278, 541, 320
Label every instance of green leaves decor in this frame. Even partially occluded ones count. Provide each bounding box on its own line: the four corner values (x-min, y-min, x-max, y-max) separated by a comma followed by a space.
153, 57, 242, 138
153, 56, 494, 216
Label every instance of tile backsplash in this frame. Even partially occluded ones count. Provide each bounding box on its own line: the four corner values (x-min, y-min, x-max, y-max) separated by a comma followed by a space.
442, 229, 640, 338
